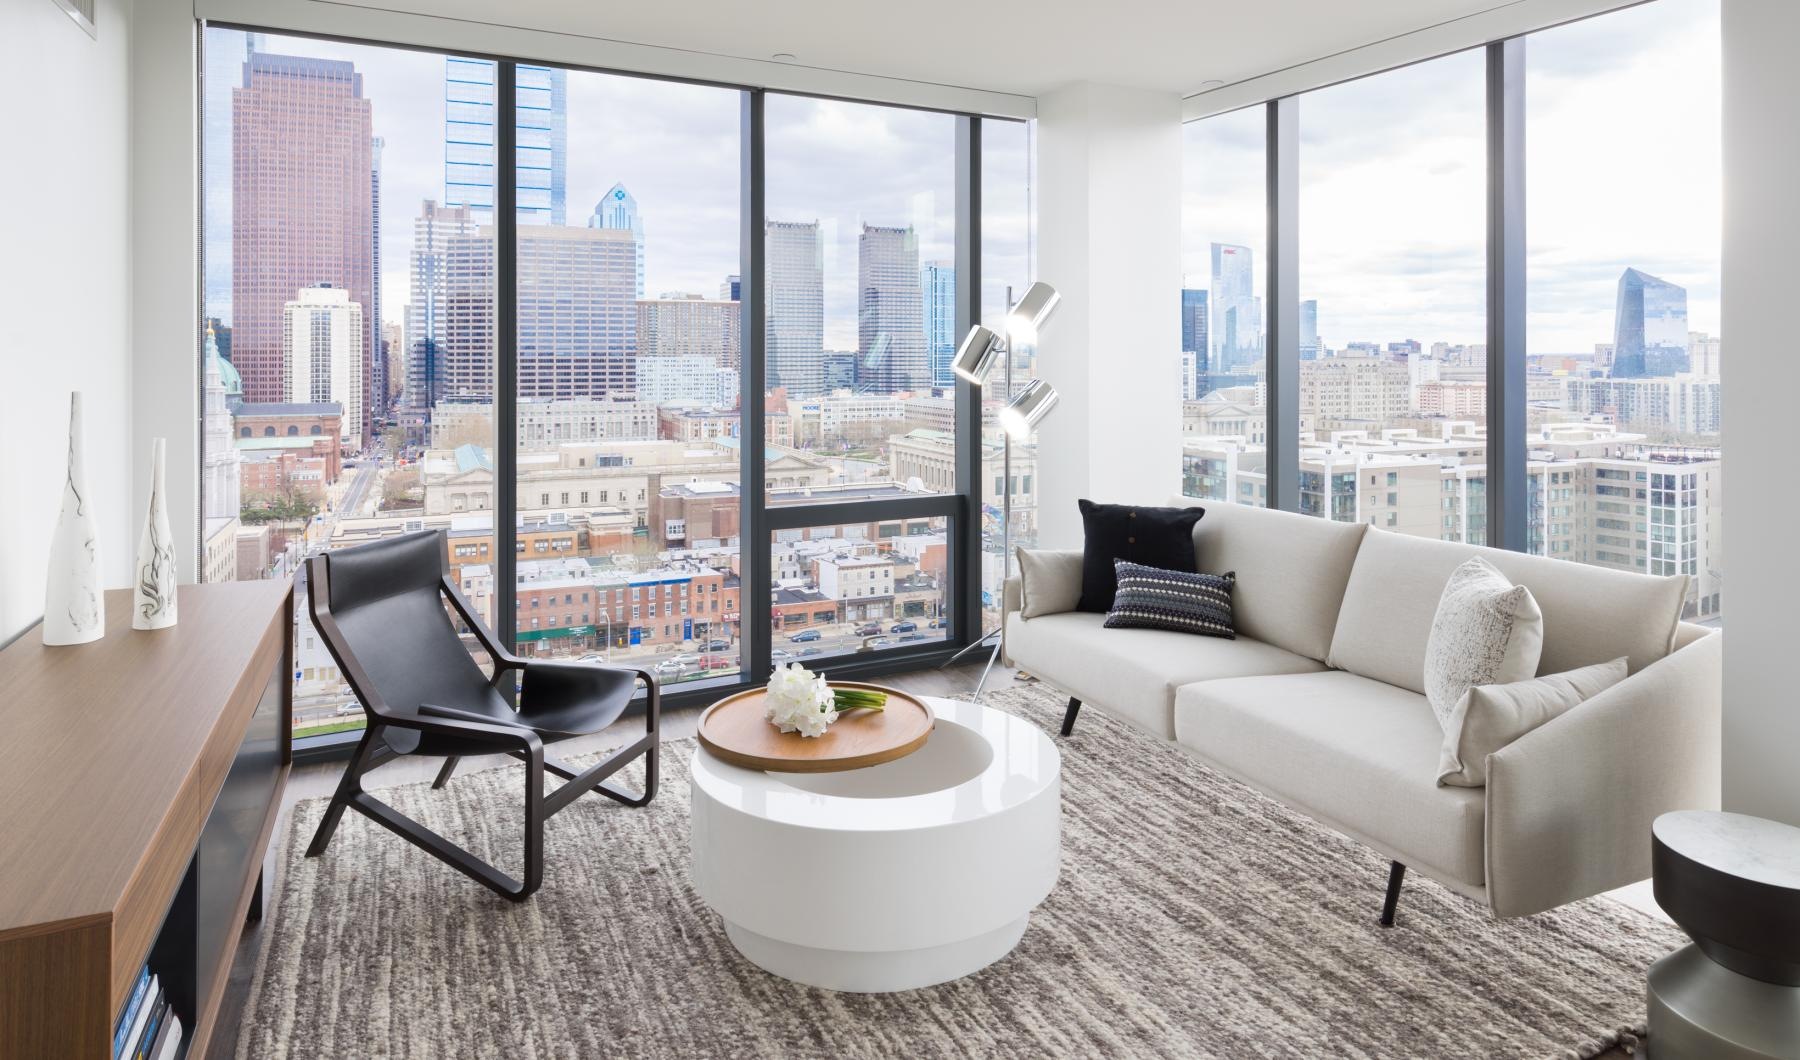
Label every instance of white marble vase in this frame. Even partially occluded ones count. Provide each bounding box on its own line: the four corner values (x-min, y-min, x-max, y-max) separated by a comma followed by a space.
133, 438, 178, 630
43, 392, 105, 646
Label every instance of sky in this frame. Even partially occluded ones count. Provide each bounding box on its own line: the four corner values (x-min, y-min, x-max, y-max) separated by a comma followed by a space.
1182, 0, 1721, 356
201, 29, 1033, 351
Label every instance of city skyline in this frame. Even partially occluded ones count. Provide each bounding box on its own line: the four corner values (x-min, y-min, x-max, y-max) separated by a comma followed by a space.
1182, 0, 1721, 355
202, 32, 1033, 354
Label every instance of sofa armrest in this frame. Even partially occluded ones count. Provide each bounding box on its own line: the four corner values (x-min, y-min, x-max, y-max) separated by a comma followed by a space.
1015, 548, 1085, 619
1484, 631, 1721, 917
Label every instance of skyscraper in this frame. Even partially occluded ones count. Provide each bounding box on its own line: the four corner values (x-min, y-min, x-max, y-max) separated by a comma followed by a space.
406, 200, 484, 422
589, 183, 645, 299
1180, 286, 1209, 395
369, 135, 385, 421
201, 28, 262, 322
766, 220, 825, 397
721, 275, 742, 301
414, 220, 641, 404
858, 225, 926, 393
920, 261, 957, 389
1300, 299, 1320, 360
282, 284, 365, 442
1611, 268, 1689, 378
1209, 242, 1257, 372
637, 294, 742, 370
443, 59, 567, 225
231, 52, 374, 444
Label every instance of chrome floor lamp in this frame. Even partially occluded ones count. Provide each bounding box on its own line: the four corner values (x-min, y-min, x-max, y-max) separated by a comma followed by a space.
941, 282, 1062, 694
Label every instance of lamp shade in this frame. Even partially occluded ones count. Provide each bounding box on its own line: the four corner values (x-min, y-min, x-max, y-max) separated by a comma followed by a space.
998, 379, 1059, 440
1005, 282, 1061, 345
951, 324, 1003, 385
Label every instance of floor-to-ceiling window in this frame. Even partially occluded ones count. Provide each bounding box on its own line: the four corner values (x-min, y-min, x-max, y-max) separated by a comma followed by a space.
199, 29, 498, 741
509, 68, 743, 685
757, 94, 961, 664
1525, 0, 1722, 621
980, 117, 1036, 631
1297, 49, 1487, 535
1180, 106, 1268, 507
200, 26, 1017, 750
1178, 0, 1720, 621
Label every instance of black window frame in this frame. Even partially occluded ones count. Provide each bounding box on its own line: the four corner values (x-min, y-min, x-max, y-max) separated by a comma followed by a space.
198, 23, 1013, 761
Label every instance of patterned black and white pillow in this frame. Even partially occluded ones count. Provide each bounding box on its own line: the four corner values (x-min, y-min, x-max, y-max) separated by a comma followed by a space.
1102, 560, 1236, 639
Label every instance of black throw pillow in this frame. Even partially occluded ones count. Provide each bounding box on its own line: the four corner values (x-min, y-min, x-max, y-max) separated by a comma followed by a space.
1075, 499, 1205, 613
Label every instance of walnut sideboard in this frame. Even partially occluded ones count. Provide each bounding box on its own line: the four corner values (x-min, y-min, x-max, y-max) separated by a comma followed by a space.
0, 581, 293, 1059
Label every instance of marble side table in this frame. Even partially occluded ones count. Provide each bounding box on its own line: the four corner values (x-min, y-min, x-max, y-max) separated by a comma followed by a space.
1647, 810, 1800, 1058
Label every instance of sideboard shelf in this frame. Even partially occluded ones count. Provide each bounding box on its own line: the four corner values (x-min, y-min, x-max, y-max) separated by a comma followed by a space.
0, 581, 293, 1059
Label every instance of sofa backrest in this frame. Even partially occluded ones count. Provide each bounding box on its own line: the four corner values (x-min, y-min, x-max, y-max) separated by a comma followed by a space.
1327, 527, 1689, 694
1168, 496, 1367, 662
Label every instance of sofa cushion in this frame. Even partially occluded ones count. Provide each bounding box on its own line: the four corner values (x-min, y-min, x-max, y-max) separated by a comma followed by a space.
1173, 671, 1487, 887
1004, 611, 1325, 740
1076, 500, 1206, 613
1166, 496, 1366, 662
1328, 528, 1687, 695
1422, 557, 1544, 726
1103, 561, 1236, 639
1016, 548, 1083, 618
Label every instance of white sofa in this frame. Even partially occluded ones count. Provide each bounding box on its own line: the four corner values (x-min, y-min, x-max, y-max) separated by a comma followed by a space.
1003, 499, 1722, 919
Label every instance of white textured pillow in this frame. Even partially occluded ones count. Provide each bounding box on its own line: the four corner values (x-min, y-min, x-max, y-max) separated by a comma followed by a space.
1437, 658, 1629, 787
1423, 557, 1544, 728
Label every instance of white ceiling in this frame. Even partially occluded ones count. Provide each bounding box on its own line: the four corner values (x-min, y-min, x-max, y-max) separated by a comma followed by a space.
329, 0, 1518, 99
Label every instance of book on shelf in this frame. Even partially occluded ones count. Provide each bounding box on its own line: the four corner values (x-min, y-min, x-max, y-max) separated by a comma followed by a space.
133, 993, 169, 1060
113, 966, 153, 1060
149, 1010, 185, 1060
118, 974, 159, 1060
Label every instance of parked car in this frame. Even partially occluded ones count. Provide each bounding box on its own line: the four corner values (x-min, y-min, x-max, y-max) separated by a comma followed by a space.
771, 648, 793, 661
927, 619, 946, 629
335, 699, 362, 716
866, 637, 893, 649
787, 629, 822, 642
897, 632, 928, 643
654, 658, 698, 677
578, 652, 608, 664
700, 654, 735, 671
853, 622, 882, 637
798, 647, 824, 657
890, 621, 918, 633
701, 639, 731, 652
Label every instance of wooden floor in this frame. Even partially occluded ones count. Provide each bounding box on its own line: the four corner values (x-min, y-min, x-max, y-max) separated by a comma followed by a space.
203, 658, 1650, 1060
204, 659, 1018, 1059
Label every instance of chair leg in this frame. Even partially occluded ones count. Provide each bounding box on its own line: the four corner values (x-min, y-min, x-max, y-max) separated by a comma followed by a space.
306, 726, 384, 858
1379, 861, 1407, 927
431, 755, 461, 789
341, 739, 548, 901
1060, 697, 1082, 737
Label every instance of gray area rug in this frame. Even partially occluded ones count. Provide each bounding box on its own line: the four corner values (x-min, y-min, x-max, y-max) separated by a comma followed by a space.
238, 684, 1681, 1059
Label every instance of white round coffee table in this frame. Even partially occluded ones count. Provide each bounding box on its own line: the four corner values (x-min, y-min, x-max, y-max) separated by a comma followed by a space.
689, 696, 1061, 992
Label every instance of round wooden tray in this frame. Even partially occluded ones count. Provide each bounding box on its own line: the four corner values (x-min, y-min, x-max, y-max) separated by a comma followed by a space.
696, 682, 934, 774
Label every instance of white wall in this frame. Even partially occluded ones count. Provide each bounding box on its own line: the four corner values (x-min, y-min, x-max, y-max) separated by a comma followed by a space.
1034, 82, 1185, 549
132, 0, 200, 584
0, 0, 136, 645
1721, 0, 1800, 826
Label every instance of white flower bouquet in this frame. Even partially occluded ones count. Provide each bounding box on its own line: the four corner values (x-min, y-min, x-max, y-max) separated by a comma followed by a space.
764, 663, 887, 737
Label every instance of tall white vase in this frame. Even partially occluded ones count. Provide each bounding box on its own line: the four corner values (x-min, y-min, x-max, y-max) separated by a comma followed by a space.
133, 438, 178, 630
44, 392, 105, 646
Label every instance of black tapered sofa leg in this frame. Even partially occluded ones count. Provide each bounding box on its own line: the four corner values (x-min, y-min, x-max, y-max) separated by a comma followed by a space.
432, 756, 461, 789
1060, 697, 1082, 737
1379, 861, 1407, 927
